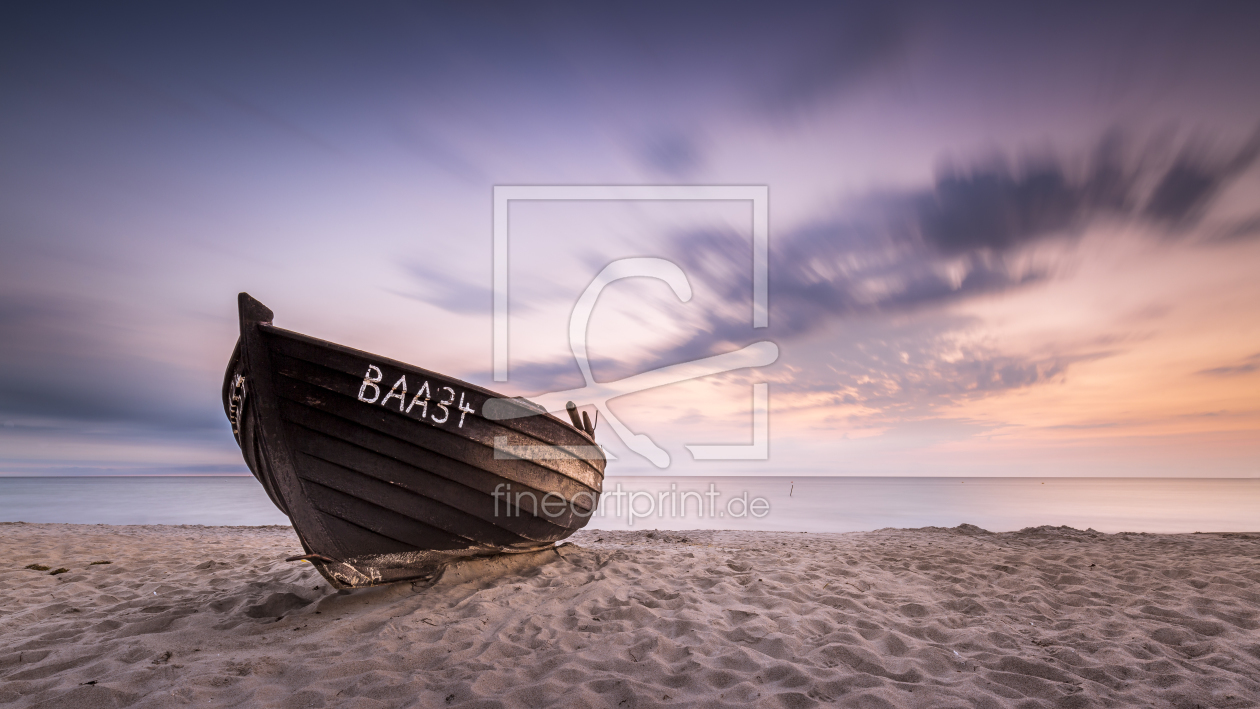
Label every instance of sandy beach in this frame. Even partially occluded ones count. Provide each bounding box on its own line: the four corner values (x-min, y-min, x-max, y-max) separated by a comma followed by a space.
2, 522, 1258, 708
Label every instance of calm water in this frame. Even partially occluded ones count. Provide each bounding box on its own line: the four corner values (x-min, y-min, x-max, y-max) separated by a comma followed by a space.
585, 476, 1260, 534
0, 477, 290, 526
0, 476, 1256, 533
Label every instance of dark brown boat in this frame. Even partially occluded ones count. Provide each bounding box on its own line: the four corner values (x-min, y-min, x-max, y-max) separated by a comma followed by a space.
223, 293, 605, 589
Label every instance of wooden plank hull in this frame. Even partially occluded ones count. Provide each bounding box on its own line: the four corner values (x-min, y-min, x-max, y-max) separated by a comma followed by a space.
223, 294, 605, 588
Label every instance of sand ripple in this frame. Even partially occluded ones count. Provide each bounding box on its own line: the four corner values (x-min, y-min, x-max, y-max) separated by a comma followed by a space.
2, 522, 1259, 707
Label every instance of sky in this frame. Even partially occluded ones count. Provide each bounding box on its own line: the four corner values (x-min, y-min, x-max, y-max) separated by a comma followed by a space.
1, 1, 1258, 477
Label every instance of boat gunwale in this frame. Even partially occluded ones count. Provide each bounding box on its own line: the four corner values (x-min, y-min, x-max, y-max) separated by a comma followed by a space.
260, 323, 602, 450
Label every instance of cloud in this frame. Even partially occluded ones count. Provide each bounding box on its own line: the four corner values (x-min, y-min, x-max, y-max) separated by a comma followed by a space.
487, 355, 628, 398
1210, 215, 1260, 242
757, 4, 906, 112
638, 131, 703, 177
0, 292, 226, 433
1197, 353, 1260, 377
1143, 131, 1260, 224
390, 121, 486, 183
913, 142, 1130, 254
653, 216, 1047, 370
500, 307, 1112, 430
764, 316, 1114, 419
655, 130, 1260, 361
391, 263, 492, 315
912, 128, 1260, 253
501, 130, 1259, 415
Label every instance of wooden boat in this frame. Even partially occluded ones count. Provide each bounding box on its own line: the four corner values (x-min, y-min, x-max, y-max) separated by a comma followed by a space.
222, 293, 605, 588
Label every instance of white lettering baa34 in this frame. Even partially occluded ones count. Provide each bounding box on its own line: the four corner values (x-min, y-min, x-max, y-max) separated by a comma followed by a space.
356, 365, 475, 427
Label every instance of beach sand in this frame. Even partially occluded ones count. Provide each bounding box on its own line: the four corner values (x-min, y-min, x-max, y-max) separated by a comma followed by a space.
2, 522, 1258, 708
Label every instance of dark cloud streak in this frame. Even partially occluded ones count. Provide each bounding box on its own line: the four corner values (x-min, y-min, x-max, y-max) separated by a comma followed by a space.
662, 130, 1260, 362
1197, 353, 1260, 377
392, 264, 492, 316
0, 293, 228, 434
757, 3, 906, 112
506, 130, 1259, 411
914, 140, 1131, 254
1144, 131, 1260, 224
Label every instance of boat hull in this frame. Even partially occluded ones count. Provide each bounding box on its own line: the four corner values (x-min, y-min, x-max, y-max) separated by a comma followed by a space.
223, 294, 605, 588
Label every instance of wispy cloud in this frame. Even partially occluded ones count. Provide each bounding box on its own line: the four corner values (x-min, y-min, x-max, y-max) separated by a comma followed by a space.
755, 4, 906, 113
1144, 132, 1260, 225
760, 316, 1115, 419
637, 131, 704, 178
503, 130, 1259, 420
1197, 353, 1260, 377
664, 130, 1260, 356
390, 263, 492, 315
0, 292, 225, 432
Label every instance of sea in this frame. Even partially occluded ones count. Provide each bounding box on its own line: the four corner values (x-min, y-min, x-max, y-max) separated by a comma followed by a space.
0, 476, 1256, 534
